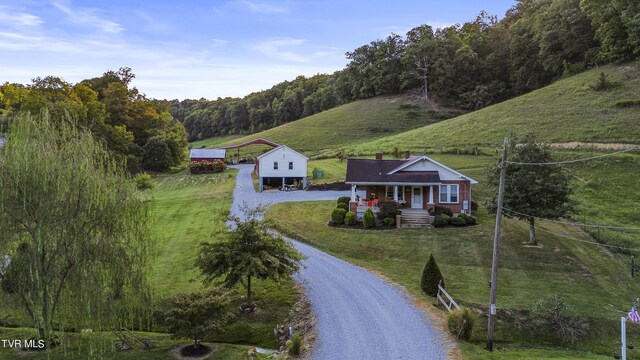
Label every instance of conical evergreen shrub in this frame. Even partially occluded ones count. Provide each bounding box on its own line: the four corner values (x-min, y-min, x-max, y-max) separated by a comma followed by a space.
421, 254, 444, 297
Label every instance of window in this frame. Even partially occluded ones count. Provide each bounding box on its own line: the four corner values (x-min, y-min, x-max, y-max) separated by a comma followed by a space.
289, 161, 294, 170
386, 186, 393, 198
439, 184, 459, 203
273, 161, 278, 170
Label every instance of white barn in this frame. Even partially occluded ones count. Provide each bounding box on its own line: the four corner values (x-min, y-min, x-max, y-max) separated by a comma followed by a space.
255, 146, 308, 191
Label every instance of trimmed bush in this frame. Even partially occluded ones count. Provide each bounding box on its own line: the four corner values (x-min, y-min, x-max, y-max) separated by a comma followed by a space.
337, 196, 350, 206
336, 202, 349, 211
344, 211, 356, 226
433, 205, 453, 217
446, 307, 475, 341
362, 208, 376, 228
377, 201, 400, 221
134, 172, 155, 190
383, 217, 395, 227
450, 216, 466, 227
464, 215, 477, 225
433, 214, 450, 227
331, 208, 347, 225
420, 254, 444, 297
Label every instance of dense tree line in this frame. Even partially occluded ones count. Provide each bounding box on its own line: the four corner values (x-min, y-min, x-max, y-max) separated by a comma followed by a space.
170, 0, 639, 141
0, 68, 188, 173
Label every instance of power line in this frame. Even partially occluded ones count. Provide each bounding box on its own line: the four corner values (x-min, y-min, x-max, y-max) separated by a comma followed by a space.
505, 146, 640, 166
501, 207, 640, 231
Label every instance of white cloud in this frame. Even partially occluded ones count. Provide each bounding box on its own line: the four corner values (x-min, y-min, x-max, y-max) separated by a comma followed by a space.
52, 1, 124, 33
252, 37, 336, 63
237, 0, 289, 14
0, 7, 43, 27
211, 38, 229, 47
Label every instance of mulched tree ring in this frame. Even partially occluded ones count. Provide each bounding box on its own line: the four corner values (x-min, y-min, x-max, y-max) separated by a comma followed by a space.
180, 343, 212, 357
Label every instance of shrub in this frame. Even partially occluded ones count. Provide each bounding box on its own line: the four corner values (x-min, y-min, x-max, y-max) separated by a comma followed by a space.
433, 214, 450, 227
591, 72, 620, 91
450, 216, 466, 227
383, 217, 395, 227
530, 293, 589, 344
362, 208, 376, 228
134, 172, 155, 190
420, 254, 444, 297
336, 202, 349, 211
377, 201, 400, 221
433, 205, 453, 217
464, 215, 477, 225
446, 308, 475, 341
337, 196, 350, 206
331, 208, 347, 225
188, 160, 227, 174
288, 333, 303, 356
470, 200, 478, 212
344, 211, 356, 226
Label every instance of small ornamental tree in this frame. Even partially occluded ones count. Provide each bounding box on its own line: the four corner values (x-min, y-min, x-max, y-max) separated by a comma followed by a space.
196, 204, 305, 310
421, 254, 444, 297
164, 289, 233, 349
362, 208, 376, 228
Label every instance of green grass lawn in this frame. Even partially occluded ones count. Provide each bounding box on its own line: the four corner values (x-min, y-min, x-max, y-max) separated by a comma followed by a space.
190, 135, 245, 149
0, 327, 263, 360
148, 171, 297, 348
344, 61, 640, 156
213, 95, 462, 157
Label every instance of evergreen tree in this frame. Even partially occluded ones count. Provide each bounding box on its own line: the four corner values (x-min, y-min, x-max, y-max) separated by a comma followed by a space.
421, 254, 444, 297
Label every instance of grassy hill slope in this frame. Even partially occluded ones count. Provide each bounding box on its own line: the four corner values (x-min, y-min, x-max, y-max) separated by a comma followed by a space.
196, 95, 462, 155
343, 61, 640, 156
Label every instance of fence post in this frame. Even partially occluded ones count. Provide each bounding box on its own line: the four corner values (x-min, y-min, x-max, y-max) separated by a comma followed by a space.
622, 317, 627, 360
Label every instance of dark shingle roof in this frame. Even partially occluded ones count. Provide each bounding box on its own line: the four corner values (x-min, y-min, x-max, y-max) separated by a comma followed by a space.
345, 158, 440, 184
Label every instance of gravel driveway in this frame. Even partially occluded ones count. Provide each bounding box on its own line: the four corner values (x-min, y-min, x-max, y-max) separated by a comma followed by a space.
230, 165, 451, 360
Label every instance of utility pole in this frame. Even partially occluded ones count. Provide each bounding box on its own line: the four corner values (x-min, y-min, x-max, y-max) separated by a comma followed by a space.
487, 136, 509, 351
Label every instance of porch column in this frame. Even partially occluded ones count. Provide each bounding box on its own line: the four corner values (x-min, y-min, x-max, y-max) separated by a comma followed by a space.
303, 177, 308, 189
393, 185, 398, 201
428, 186, 434, 204
259, 177, 264, 192
351, 184, 357, 201
282, 177, 285, 191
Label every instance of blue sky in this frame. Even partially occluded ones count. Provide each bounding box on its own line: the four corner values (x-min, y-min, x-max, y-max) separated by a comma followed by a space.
0, 0, 515, 100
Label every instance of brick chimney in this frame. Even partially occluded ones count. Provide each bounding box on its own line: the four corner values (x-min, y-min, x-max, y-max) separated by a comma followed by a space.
405, 150, 411, 159
375, 152, 383, 160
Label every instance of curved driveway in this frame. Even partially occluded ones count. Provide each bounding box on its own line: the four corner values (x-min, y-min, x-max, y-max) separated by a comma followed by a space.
230, 165, 450, 360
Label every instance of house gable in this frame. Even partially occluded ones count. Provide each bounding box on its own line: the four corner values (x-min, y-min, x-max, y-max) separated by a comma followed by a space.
388, 156, 478, 184
257, 146, 308, 178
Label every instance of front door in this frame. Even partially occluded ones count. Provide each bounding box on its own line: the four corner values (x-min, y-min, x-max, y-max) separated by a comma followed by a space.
411, 186, 423, 209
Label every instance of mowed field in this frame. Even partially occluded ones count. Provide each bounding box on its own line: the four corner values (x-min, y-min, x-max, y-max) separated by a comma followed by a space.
343, 61, 640, 156
212, 94, 463, 156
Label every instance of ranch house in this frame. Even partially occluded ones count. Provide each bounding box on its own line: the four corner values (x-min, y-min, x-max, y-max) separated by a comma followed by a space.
345, 152, 478, 225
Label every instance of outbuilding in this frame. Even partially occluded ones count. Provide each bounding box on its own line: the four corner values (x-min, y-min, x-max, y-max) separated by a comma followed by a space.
189, 148, 226, 162
255, 146, 308, 191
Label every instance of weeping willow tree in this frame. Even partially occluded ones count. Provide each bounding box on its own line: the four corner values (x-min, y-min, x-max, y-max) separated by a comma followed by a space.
0, 112, 153, 344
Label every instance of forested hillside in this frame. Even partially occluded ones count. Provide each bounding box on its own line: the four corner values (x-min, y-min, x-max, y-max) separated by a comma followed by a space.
0, 68, 188, 173
171, 0, 639, 141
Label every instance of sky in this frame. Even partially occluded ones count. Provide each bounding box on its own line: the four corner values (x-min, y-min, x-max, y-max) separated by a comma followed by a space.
0, 0, 516, 100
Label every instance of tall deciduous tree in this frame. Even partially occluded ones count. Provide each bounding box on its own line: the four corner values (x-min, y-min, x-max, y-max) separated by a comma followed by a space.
486, 135, 575, 245
196, 205, 304, 310
0, 112, 152, 341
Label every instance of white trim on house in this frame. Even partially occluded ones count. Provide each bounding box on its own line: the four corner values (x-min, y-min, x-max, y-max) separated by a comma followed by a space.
439, 184, 460, 204
345, 181, 442, 186
386, 155, 478, 184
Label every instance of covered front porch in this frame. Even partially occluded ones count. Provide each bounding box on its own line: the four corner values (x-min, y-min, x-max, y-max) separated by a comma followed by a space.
349, 183, 439, 210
